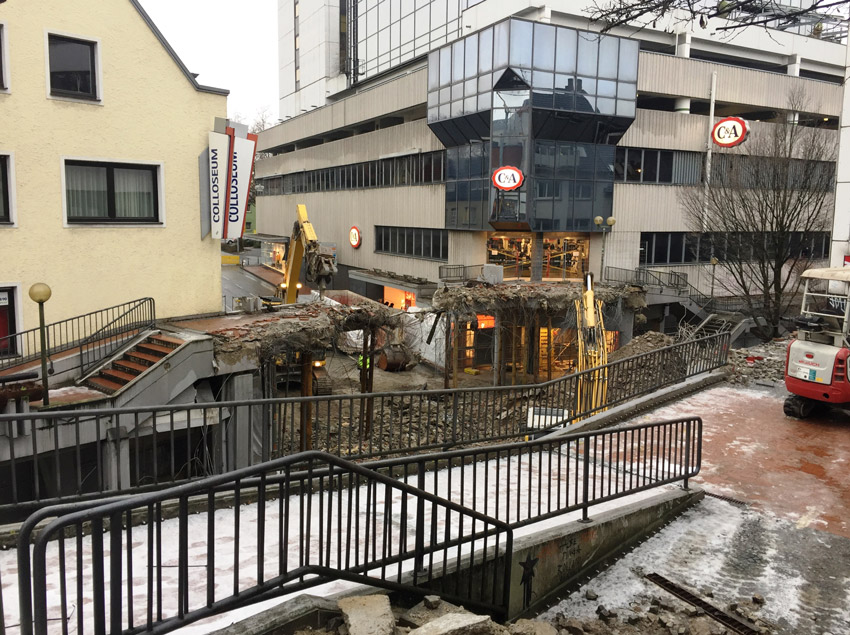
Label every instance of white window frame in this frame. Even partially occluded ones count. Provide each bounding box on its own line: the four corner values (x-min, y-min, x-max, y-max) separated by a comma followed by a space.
0, 23, 10, 94
0, 151, 17, 227
60, 156, 166, 228
44, 29, 103, 105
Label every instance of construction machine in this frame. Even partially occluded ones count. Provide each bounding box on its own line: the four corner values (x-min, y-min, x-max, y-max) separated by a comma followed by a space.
281, 203, 337, 303
784, 267, 850, 418
575, 272, 608, 417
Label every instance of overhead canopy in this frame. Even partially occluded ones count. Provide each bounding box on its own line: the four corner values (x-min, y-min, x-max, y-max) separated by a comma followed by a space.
801, 267, 850, 282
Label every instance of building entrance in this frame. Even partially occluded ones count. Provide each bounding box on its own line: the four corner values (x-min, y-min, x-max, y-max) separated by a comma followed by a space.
486, 232, 589, 280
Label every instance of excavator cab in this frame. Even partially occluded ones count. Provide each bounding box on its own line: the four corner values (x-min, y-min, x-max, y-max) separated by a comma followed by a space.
784, 267, 850, 418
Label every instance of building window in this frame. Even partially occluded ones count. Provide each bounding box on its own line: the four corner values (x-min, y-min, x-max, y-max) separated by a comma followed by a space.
375, 226, 448, 261
0, 286, 17, 357
65, 160, 159, 223
0, 24, 7, 90
0, 156, 9, 223
639, 231, 830, 265
48, 34, 98, 100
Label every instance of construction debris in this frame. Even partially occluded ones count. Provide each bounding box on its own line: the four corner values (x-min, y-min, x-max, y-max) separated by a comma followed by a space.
432, 282, 646, 320
727, 339, 789, 386
608, 332, 675, 363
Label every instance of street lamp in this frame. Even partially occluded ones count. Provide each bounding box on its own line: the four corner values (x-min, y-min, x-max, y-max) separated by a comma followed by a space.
594, 216, 617, 279
28, 283, 52, 407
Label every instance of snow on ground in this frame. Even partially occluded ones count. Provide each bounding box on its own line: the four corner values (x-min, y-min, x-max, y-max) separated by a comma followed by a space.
538, 496, 850, 634
0, 441, 683, 634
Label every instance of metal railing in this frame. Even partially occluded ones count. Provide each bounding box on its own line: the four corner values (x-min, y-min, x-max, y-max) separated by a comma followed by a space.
79, 299, 157, 375
604, 266, 688, 289
15, 415, 700, 635
18, 451, 513, 635
438, 264, 486, 282
0, 333, 728, 519
0, 298, 155, 374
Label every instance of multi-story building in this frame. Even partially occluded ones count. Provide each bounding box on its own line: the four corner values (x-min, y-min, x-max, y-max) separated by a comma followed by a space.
257, 1, 842, 319
0, 0, 227, 343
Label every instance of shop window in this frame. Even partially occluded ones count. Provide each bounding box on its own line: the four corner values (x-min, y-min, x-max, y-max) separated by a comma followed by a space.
48, 34, 98, 100
0, 24, 7, 91
65, 160, 159, 223
375, 225, 448, 261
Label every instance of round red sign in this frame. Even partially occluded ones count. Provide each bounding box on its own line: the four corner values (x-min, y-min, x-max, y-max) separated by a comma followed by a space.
711, 117, 749, 148
349, 226, 362, 249
492, 166, 524, 191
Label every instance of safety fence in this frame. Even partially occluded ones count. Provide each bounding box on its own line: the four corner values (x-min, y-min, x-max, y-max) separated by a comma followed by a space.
604, 266, 688, 289
0, 333, 728, 520
12, 416, 700, 635
0, 298, 156, 374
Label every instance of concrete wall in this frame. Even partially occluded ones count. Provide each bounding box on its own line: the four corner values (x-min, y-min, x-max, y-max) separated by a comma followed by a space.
0, 0, 227, 331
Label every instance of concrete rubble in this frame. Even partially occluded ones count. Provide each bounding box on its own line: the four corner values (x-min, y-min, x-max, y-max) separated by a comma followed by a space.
726, 338, 789, 386
545, 592, 778, 634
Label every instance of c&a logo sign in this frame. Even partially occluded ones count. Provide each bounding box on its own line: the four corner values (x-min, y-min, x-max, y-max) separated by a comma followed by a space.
492, 166, 524, 191
711, 117, 749, 148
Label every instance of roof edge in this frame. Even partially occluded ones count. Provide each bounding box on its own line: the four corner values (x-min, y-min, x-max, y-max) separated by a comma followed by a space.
129, 0, 230, 97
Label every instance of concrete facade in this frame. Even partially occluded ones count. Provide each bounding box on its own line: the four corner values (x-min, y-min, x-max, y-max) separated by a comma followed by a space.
0, 0, 227, 334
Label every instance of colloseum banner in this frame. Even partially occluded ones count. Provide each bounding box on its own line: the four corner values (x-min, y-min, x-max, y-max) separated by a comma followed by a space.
208, 127, 258, 240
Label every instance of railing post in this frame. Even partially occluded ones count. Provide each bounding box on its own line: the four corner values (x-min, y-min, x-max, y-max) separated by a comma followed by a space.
414, 459, 427, 578
451, 390, 459, 444
579, 437, 592, 523
682, 419, 691, 490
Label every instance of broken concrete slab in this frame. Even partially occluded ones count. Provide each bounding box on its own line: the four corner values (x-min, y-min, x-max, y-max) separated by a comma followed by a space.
401, 598, 470, 628
407, 613, 509, 635
338, 595, 397, 635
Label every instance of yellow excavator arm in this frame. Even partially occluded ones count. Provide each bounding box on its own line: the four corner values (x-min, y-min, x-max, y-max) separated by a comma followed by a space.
575, 272, 608, 418
281, 204, 338, 304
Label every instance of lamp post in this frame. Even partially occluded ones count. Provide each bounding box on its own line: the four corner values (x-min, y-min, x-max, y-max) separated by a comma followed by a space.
593, 216, 617, 279
28, 283, 52, 407
710, 256, 719, 305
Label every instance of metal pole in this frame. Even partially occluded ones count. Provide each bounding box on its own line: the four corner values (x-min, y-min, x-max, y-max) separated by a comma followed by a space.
702, 72, 717, 232
38, 302, 49, 407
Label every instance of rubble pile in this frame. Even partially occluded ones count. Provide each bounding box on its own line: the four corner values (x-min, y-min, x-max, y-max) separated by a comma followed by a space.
727, 339, 789, 386
433, 282, 646, 321
609, 332, 675, 363
546, 592, 776, 634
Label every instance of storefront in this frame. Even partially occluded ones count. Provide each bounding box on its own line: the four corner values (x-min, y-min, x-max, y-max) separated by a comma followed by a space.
486, 232, 589, 280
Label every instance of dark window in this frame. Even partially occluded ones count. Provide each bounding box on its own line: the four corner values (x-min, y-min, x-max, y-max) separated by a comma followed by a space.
0, 286, 17, 356
48, 34, 97, 100
375, 225, 448, 261
659, 151, 674, 183
626, 149, 641, 182
0, 26, 5, 90
65, 160, 158, 223
642, 150, 658, 182
0, 156, 9, 223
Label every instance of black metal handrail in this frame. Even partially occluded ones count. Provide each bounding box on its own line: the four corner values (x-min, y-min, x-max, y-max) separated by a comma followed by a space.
15, 415, 700, 634
0, 332, 728, 519
0, 298, 155, 373
18, 451, 513, 635
604, 266, 688, 289
78, 298, 156, 375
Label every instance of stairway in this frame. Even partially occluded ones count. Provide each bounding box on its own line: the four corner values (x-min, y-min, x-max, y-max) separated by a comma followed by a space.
689, 314, 732, 340
86, 334, 185, 394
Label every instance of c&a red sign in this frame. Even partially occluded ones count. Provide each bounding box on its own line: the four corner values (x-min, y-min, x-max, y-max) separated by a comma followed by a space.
492, 166, 524, 191
711, 117, 749, 148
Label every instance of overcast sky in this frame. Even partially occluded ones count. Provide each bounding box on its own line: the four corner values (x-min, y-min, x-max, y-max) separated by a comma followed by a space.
138, 0, 279, 125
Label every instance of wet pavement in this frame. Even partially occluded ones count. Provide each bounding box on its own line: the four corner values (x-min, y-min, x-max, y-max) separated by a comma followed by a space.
539, 385, 850, 634
625, 385, 850, 538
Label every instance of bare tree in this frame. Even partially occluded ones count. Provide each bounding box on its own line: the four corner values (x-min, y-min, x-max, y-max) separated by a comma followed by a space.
587, 0, 848, 34
680, 94, 836, 339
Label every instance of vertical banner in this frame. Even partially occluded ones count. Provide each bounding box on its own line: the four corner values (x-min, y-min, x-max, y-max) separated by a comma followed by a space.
225, 134, 257, 239
208, 131, 230, 239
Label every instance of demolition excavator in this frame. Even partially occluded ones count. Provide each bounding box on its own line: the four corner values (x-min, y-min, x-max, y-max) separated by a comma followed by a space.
262, 204, 338, 395
575, 272, 608, 417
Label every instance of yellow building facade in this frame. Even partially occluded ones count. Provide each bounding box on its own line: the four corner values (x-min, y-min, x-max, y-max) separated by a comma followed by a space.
0, 0, 227, 338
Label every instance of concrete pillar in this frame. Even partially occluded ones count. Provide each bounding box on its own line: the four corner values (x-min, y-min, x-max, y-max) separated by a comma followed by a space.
674, 33, 692, 114
530, 232, 544, 281
786, 54, 802, 125
105, 425, 130, 492
223, 373, 257, 471
829, 40, 850, 273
